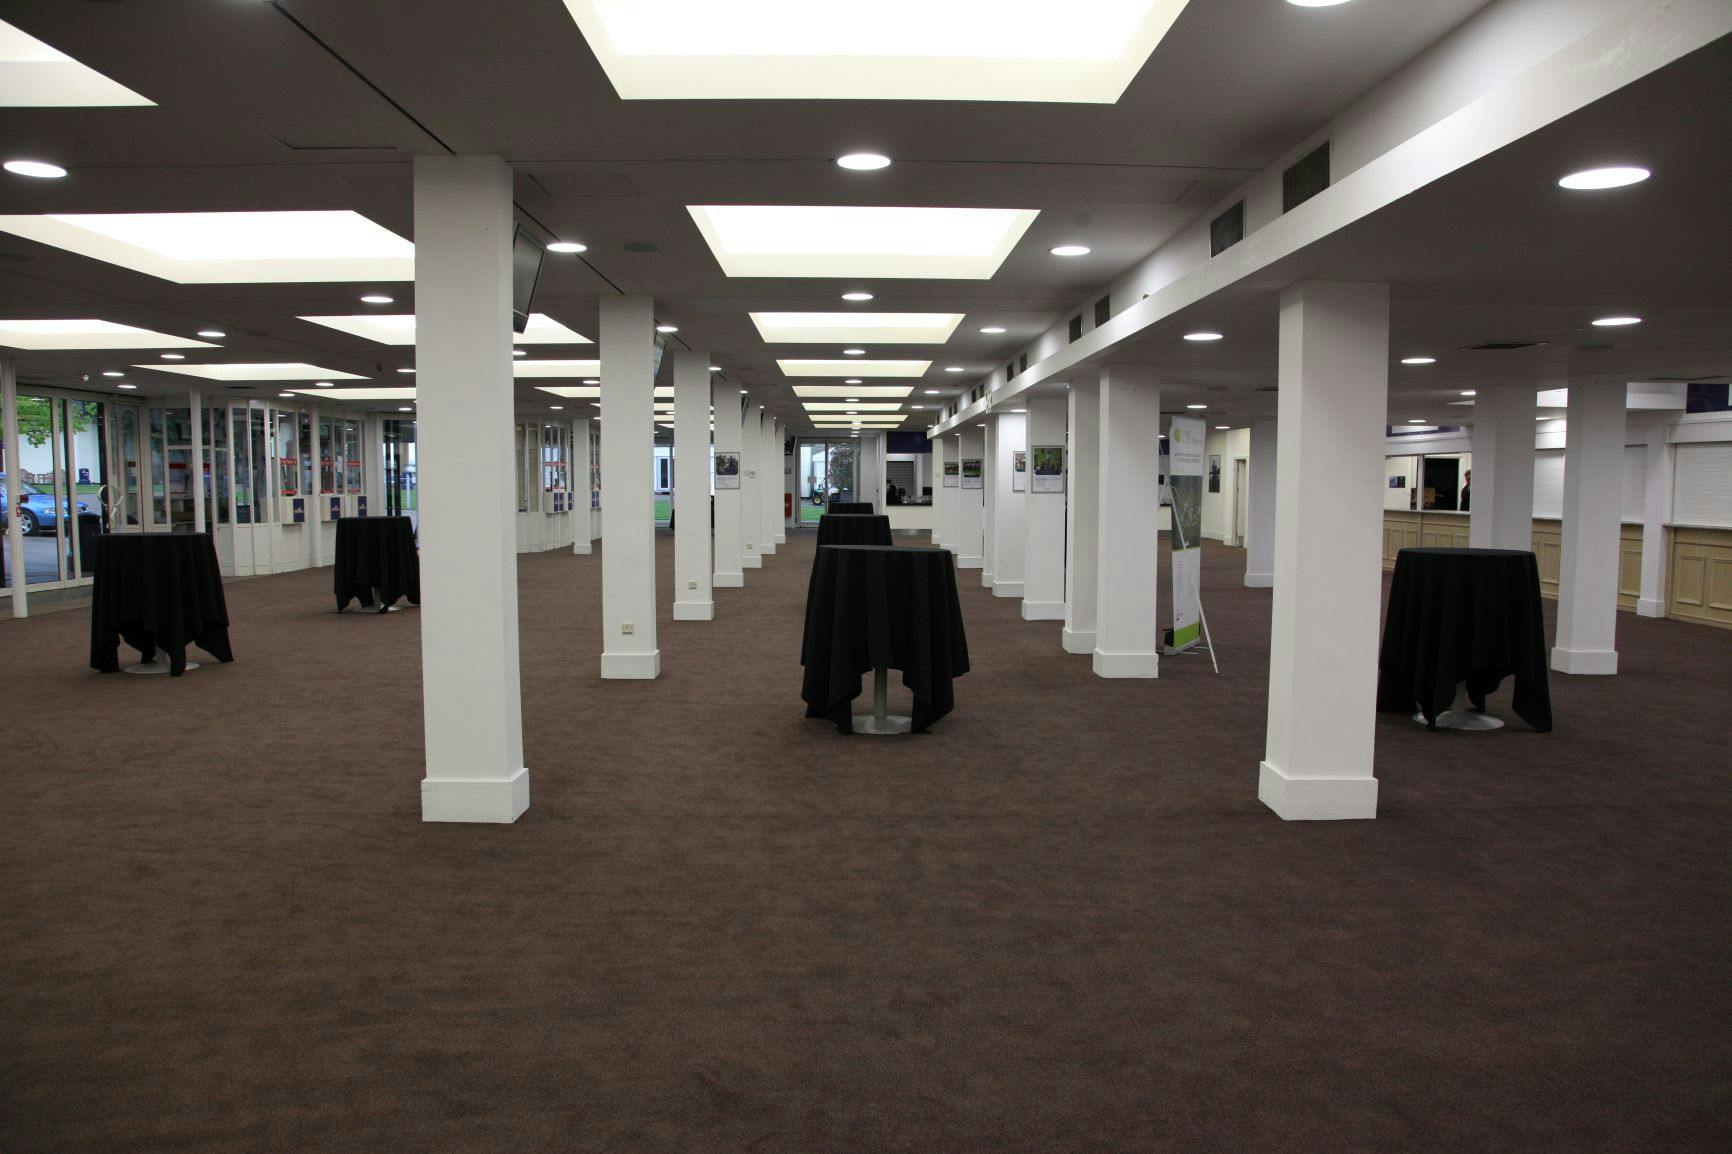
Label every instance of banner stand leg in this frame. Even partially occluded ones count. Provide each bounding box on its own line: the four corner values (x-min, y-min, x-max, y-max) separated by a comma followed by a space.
1161, 476, 1222, 674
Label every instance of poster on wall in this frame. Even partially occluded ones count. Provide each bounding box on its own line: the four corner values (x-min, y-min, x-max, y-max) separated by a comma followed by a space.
942, 461, 960, 488
960, 459, 983, 490
714, 451, 741, 490
1165, 416, 1206, 654
1011, 450, 1028, 492
1031, 445, 1065, 493
1208, 453, 1222, 494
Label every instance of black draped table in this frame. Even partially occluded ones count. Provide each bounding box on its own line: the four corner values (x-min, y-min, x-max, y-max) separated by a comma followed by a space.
826, 502, 876, 516
816, 513, 893, 548
334, 516, 420, 612
1376, 547, 1552, 731
801, 544, 969, 735
89, 532, 234, 677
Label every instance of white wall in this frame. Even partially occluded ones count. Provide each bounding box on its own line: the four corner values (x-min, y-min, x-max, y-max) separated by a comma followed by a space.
1200, 427, 1250, 542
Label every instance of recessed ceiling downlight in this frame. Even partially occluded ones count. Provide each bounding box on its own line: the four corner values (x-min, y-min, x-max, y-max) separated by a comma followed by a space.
1286, 0, 1355, 6
360, 294, 393, 305
1183, 331, 1223, 342
1591, 315, 1641, 327
979, 325, 1005, 334
1401, 356, 1436, 365
842, 291, 873, 302
1558, 166, 1650, 191
836, 153, 891, 171
547, 241, 587, 253
656, 324, 678, 333
4, 159, 66, 179
1050, 245, 1090, 257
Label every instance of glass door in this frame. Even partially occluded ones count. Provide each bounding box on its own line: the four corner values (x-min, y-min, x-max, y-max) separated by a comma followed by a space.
796, 439, 858, 525
382, 418, 417, 527
3, 391, 104, 593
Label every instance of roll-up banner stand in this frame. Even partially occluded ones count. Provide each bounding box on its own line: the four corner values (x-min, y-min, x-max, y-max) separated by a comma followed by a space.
1165, 416, 1205, 653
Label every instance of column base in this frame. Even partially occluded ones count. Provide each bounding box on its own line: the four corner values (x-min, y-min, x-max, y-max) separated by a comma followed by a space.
742, 554, 763, 569
1061, 626, 1096, 653
713, 571, 744, 588
957, 555, 983, 570
601, 649, 661, 679
1635, 597, 1665, 618
422, 767, 529, 824
1243, 571, 1273, 588
1258, 761, 1377, 821
991, 580, 1023, 599
1091, 648, 1159, 678
1550, 646, 1618, 675
672, 601, 714, 621
572, 542, 593, 555
980, 570, 995, 588
1022, 600, 1065, 621
761, 543, 777, 555
775, 533, 787, 544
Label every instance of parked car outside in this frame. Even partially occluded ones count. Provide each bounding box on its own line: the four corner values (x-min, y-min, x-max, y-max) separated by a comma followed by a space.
0, 473, 92, 536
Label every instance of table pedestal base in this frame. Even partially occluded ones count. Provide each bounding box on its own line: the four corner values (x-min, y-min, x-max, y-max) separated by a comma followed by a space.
852, 667, 912, 736
1414, 684, 1504, 731
124, 658, 200, 675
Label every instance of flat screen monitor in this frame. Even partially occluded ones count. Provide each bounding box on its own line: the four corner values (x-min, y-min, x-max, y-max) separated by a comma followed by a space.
511, 225, 545, 335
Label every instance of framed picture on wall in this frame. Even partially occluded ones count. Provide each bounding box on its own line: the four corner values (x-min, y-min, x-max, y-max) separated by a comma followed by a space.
1011, 450, 1028, 491
1031, 445, 1065, 493
1208, 454, 1221, 494
714, 451, 741, 489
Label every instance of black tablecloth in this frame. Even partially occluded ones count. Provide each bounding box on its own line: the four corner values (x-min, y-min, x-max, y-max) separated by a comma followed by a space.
1376, 547, 1552, 731
801, 544, 970, 734
816, 513, 893, 548
89, 533, 233, 676
334, 517, 420, 611
827, 502, 875, 516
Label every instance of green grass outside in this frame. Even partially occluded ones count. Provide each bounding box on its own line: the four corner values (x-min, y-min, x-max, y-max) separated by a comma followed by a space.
798, 502, 825, 524
654, 497, 671, 522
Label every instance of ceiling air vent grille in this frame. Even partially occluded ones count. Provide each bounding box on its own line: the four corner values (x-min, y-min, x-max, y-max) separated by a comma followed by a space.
1210, 202, 1244, 256
1462, 340, 1547, 351
1282, 143, 1330, 212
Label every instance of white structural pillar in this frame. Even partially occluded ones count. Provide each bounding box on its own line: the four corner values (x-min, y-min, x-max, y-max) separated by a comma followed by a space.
1022, 397, 1066, 620
1092, 371, 1161, 678
931, 434, 948, 548
599, 294, 661, 679
1063, 380, 1100, 652
1258, 281, 1389, 821
1551, 379, 1624, 674
412, 155, 528, 823
991, 409, 1027, 599
1469, 384, 1537, 549
1244, 418, 1277, 588
772, 417, 787, 544
572, 416, 593, 554
1636, 420, 1673, 618
759, 412, 777, 555
672, 351, 713, 621
2, 357, 25, 617
189, 388, 206, 534
712, 387, 744, 587
954, 427, 985, 568
980, 419, 998, 587
739, 403, 762, 569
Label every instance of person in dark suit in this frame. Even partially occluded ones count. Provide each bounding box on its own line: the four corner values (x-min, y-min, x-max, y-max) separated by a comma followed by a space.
1460, 469, 1471, 512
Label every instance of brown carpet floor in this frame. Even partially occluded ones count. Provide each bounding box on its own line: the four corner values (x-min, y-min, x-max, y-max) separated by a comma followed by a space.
2, 533, 1729, 1153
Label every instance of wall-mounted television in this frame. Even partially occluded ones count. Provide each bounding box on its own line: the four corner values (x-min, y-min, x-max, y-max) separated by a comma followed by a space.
511, 224, 545, 335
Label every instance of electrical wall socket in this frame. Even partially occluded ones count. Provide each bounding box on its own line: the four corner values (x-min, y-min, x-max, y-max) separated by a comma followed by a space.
620, 621, 634, 635
687, 580, 697, 590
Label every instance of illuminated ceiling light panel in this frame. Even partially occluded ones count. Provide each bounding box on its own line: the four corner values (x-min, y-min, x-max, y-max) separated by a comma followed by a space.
814, 419, 905, 429
749, 312, 964, 344
536, 385, 676, 399
513, 359, 603, 378
792, 384, 913, 399
802, 401, 905, 412
562, 0, 1189, 103
299, 312, 590, 346
138, 362, 366, 381
690, 206, 1037, 280
779, 358, 930, 378
285, 387, 418, 402
0, 18, 154, 107
0, 319, 216, 351
0, 210, 412, 284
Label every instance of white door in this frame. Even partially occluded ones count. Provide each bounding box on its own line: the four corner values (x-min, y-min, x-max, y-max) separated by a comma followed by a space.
1232, 458, 1248, 547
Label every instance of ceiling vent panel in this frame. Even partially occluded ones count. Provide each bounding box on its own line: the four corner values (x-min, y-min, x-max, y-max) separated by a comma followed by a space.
1461, 340, 1547, 351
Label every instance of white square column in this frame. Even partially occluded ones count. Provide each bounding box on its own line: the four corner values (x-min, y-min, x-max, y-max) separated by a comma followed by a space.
931, 435, 948, 549
1244, 419, 1277, 588
991, 410, 1027, 599
1258, 282, 1389, 821
412, 155, 528, 823
572, 416, 594, 554
739, 403, 762, 569
1092, 372, 1160, 678
954, 427, 985, 569
672, 351, 714, 621
1022, 397, 1067, 620
599, 295, 660, 679
759, 413, 778, 555
1469, 385, 1537, 550
1636, 420, 1673, 618
1063, 380, 1101, 653
980, 420, 998, 587
1551, 380, 1625, 674
712, 387, 744, 588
